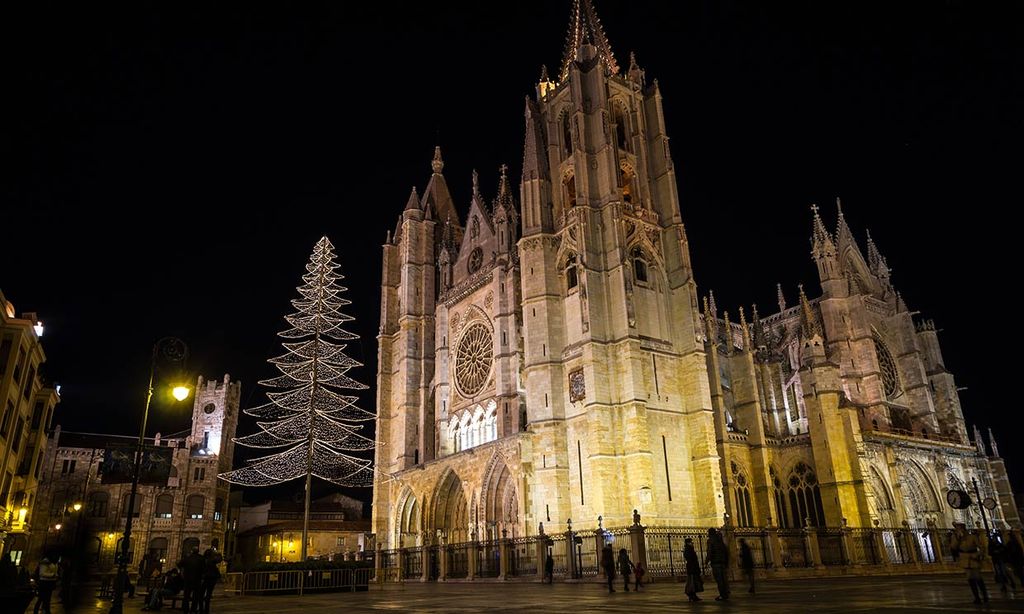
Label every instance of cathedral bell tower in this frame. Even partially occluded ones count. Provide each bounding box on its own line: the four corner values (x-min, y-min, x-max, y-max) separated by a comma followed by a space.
518, 0, 722, 527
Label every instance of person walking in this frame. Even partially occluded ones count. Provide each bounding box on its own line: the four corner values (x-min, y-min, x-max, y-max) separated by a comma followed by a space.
989, 533, 1016, 593
683, 538, 703, 602
738, 537, 755, 594
32, 557, 60, 614
544, 553, 554, 584
617, 549, 634, 592
179, 547, 205, 613
199, 549, 222, 614
953, 523, 989, 604
600, 544, 616, 593
705, 528, 730, 601
634, 560, 646, 590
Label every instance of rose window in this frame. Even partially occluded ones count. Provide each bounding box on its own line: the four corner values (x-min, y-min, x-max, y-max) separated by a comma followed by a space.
456, 321, 493, 397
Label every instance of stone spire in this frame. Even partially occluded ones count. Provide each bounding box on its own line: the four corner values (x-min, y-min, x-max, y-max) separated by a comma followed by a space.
626, 51, 645, 85
776, 283, 786, 313
432, 145, 444, 174
702, 296, 717, 339
751, 304, 766, 351
865, 229, 890, 278
708, 289, 718, 320
495, 164, 513, 208
404, 186, 420, 211
472, 169, 481, 202
559, 0, 619, 82
810, 204, 836, 259
973, 425, 988, 456
835, 197, 854, 244
739, 306, 751, 352
988, 428, 1000, 457
799, 284, 820, 339
722, 310, 733, 353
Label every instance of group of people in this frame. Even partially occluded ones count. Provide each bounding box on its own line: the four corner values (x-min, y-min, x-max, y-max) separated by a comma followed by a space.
599, 544, 646, 592
142, 546, 222, 612
682, 528, 754, 602
950, 523, 1024, 605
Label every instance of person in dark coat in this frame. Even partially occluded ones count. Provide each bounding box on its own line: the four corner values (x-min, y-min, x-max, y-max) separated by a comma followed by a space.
683, 538, 703, 602
179, 547, 205, 613
705, 528, 730, 601
199, 549, 222, 614
543, 554, 554, 584
600, 544, 616, 593
142, 568, 183, 611
738, 537, 755, 594
617, 549, 634, 592
989, 533, 1015, 593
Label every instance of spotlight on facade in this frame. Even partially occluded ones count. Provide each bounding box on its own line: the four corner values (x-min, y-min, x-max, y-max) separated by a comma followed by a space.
172, 386, 191, 401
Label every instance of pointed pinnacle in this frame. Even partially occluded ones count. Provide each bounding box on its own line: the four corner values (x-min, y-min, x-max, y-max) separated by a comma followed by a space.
835, 197, 852, 240
739, 306, 751, 351
405, 186, 420, 211
472, 169, 481, 200
432, 146, 444, 174
708, 289, 718, 317
777, 283, 786, 313
722, 310, 732, 351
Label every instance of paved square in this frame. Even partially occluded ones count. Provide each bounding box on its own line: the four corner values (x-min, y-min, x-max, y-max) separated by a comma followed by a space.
42, 573, 1024, 613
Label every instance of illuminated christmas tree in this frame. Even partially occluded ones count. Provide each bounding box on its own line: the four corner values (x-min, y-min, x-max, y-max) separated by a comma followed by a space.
219, 236, 374, 557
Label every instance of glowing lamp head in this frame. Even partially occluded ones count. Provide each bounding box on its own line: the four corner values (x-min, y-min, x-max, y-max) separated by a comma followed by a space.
72, 502, 83, 512
172, 386, 190, 401
54, 523, 62, 531
33, 321, 44, 337
107, 533, 115, 539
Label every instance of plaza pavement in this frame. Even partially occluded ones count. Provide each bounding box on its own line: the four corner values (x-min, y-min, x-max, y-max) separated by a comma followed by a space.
47, 573, 1024, 613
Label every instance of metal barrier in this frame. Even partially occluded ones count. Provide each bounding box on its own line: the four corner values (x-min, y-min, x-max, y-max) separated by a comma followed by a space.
509, 537, 538, 577
402, 547, 423, 578
778, 530, 810, 568
644, 527, 707, 577
848, 529, 878, 565
734, 529, 771, 568
379, 549, 400, 582
447, 542, 470, 579
548, 535, 569, 576
476, 540, 501, 578
239, 567, 373, 595
817, 529, 846, 566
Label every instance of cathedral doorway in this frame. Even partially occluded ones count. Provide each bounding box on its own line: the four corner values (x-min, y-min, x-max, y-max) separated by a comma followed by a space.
432, 470, 470, 543
396, 489, 421, 548
482, 458, 520, 540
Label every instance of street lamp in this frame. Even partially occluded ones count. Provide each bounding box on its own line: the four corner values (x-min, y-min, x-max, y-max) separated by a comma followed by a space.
109, 337, 190, 614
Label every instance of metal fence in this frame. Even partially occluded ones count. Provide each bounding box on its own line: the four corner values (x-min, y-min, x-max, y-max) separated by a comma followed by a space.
239, 567, 372, 595
817, 529, 846, 566
447, 542, 470, 579
509, 536, 538, 577
644, 527, 707, 577
848, 529, 878, 565
379, 549, 399, 582
734, 529, 771, 568
778, 529, 810, 568
548, 535, 569, 576
476, 540, 501, 578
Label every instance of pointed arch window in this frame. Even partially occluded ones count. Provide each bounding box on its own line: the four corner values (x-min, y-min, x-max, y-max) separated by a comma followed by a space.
565, 254, 579, 290
785, 462, 825, 527
730, 462, 754, 527
613, 103, 631, 153
631, 247, 649, 284
561, 112, 573, 159
563, 173, 577, 207
770, 466, 789, 528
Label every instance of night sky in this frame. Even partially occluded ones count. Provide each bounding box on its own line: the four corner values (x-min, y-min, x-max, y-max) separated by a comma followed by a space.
3, 1, 1022, 504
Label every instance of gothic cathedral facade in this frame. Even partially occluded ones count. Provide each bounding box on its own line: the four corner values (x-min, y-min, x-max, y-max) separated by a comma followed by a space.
372, 0, 1018, 549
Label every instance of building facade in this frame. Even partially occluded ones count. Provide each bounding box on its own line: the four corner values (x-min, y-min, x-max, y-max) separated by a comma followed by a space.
371, 0, 1018, 550
0, 289, 60, 564
26, 374, 239, 570
235, 494, 369, 567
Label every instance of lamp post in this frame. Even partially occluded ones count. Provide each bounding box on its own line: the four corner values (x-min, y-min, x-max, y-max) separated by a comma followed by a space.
109, 337, 189, 614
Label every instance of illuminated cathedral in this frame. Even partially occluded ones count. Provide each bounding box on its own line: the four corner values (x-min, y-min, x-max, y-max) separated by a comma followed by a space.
371, 0, 1018, 550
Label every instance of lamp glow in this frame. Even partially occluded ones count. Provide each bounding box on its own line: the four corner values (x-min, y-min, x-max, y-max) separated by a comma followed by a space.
107, 532, 115, 539
73, 502, 83, 512
172, 386, 190, 401
55, 523, 62, 530
33, 321, 44, 337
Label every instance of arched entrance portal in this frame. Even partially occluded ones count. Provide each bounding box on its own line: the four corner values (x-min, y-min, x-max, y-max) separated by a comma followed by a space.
483, 458, 520, 540
432, 470, 470, 543
395, 489, 421, 548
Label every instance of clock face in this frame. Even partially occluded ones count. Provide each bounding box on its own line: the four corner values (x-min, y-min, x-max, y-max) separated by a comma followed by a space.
203, 403, 217, 415
946, 489, 970, 510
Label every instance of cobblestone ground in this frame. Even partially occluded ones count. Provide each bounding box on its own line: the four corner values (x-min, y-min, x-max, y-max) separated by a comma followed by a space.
40, 573, 1024, 613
